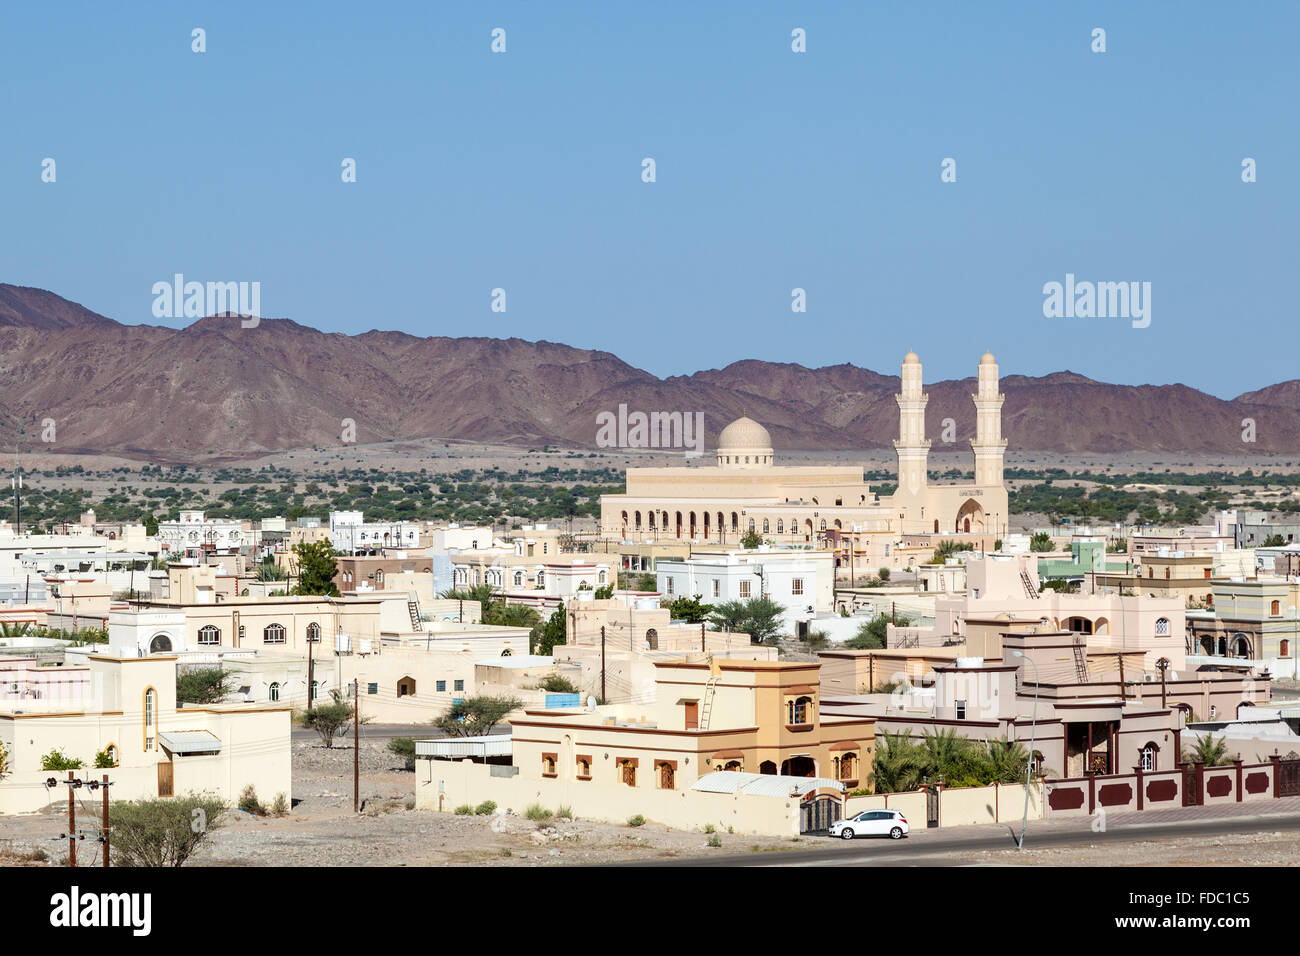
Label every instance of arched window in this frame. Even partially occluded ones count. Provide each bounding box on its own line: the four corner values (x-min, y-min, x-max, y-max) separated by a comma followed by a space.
1272, 600, 1281, 616
598, 569, 607, 585
748, 519, 756, 532
513, 570, 524, 587
197, 625, 220, 645
787, 695, 813, 725
536, 570, 545, 588
103, 744, 118, 767
1140, 743, 1158, 772
269, 682, 281, 702
306, 622, 321, 643
143, 687, 157, 752
777, 519, 784, 534
1282, 639, 1291, 658
264, 623, 286, 644
1155, 617, 1170, 636
762, 519, 770, 533
819, 519, 827, 531
657, 761, 676, 790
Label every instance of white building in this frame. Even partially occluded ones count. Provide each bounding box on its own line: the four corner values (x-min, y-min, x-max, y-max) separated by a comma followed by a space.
655, 548, 835, 636
157, 510, 245, 555
329, 510, 419, 553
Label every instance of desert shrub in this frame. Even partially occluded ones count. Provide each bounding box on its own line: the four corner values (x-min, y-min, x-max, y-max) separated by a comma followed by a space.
238, 784, 265, 816
627, 814, 646, 827
556, 805, 573, 820
525, 803, 552, 821
475, 800, 498, 815
707, 833, 722, 847
109, 795, 228, 867
270, 793, 289, 817
454, 804, 474, 815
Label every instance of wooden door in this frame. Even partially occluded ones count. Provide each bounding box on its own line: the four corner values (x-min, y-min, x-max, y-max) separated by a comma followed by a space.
684, 701, 699, 730
157, 761, 174, 798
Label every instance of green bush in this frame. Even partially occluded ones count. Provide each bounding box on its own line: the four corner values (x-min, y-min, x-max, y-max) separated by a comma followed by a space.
556, 805, 573, 820
707, 833, 723, 848
627, 814, 646, 827
387, 736, 416, 770
475, 800, 498, 816
93, 748, 117, 769
109, 794, 228, 867
538, 674, 579, 694
40, 748, 84, 771
270, 793, 290, 817
703, 823, 715, 834
525, 803, 552, 821
454, 804, 474, 815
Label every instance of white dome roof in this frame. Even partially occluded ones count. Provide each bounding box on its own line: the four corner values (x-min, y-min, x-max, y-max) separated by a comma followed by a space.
717, 416, 772, 450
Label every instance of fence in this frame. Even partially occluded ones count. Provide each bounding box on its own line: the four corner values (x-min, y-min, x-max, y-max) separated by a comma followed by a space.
1043, 759, 1280, 817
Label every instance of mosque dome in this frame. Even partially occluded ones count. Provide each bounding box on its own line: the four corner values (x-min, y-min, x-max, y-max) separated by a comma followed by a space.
904, 350, 920, 365
980, 351, 997, 366
716, 416, 775, 468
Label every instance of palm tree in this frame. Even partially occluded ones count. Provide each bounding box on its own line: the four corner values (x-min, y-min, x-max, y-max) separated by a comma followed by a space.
1181, 733, 1234, 767
919, 727, 981, 785
870, 731, 925, 794
985, 736, 1033, 783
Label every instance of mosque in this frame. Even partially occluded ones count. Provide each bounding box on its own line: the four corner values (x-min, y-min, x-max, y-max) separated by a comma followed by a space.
599, 351, 1009, 567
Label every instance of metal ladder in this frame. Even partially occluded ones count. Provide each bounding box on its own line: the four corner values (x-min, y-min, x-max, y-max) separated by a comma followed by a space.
407, 596, 423, 631
1072, 636, 1089, 682
698, 675, 722, 730
1020, 569, 1040, 599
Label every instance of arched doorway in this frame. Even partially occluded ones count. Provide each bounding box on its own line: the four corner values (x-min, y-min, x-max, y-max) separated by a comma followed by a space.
759, 760, 777, 775
955, 498, 986, 533
781, 755, 817, 777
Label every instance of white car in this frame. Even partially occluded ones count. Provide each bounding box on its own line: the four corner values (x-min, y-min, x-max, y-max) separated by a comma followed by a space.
829, 809, 910, 840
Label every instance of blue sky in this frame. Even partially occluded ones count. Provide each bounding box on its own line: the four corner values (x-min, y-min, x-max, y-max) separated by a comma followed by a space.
2, 2, 1296, 397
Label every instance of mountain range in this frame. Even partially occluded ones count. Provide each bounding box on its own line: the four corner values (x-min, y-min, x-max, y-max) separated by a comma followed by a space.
3, 283, 1300, 462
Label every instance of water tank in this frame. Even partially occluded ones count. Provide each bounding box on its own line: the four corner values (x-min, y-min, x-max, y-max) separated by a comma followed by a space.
956, 656, 982, 669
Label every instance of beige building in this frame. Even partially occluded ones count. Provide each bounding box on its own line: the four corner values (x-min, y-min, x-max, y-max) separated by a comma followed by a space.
600, 352, 1010, 571
0, 654, 291, 814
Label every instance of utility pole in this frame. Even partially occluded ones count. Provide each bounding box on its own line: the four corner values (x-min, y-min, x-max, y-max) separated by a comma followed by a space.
701, 621, 705, 653
67, 771, 77, 867
353, 678, 360, 813
101, 774, 110, 867
600, 626, 606, 702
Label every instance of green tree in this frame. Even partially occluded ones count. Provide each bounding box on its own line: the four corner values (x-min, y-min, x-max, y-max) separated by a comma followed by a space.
667, 594, 714, 624
1030, 532, 1054, 552
535, 604, 567, 655
870, 731, 924, 794
1263, 534, 1286, 548
538, 673, 579, 694
741, 595, 786, 644
983, 736, 1032, 784
877, 567, 891, 581
299, 699, 357, 748
108, 795, 228, 867
845, 613, 909, 650
176, 666, 232, 705
291, 539, 339, 596
740, 527, 763, 549
434, 695, 522, 737
918, 728, 983, 786
40, 748, 84, 771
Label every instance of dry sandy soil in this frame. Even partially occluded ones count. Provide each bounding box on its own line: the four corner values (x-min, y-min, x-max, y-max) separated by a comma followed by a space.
5, 739, 1300, 867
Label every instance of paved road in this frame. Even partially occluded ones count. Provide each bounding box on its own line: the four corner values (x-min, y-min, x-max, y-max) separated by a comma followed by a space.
639, 802, 1300, 867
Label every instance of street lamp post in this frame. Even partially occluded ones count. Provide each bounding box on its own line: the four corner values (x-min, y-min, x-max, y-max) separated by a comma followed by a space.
1011, 649, 1040, 851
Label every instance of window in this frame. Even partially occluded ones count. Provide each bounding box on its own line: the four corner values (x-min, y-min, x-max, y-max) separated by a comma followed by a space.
514, 570, 523, 587
787, 695, 813, 725
103, 744, 118, 767
834, 752, 857, 781
368, 682, 378, 695
307, 622, 321, 643
1272, 600, 1281, 616
576, 755, 592, 779
1155, 618, 1170, 636
777, 519, 784, 534
436, 680, 447, 692
197, 624, 220, 645
1210, 705, 1218, 719
955, 700, 966, 720
617, 758, 637, 786
1282, 640, 1291, 659
739, 580, 751, 599
762, 519, 770, 533
269, 682, 280, 702
264, 623, 286, 644
542, 753, 558, 777
454, 679, 464, 692
791, 578, 804, 596
1140, 743, 1157, 772
310, 680, 319, 702
712, 579, 720, 598
656, 761, 676, 790
666, 577, 675, 595
143, 687, 157, 752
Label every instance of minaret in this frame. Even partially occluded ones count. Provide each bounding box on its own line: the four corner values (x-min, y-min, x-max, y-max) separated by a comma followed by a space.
971, 351, 1007, 487
894, 351, 930, 498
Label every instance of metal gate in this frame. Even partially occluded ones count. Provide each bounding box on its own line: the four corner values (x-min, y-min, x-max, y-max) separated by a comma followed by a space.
800, 795, 842, 833
926, 786, 940, 828
1182, 765, 1199, 807
1278, 752, 1300, 796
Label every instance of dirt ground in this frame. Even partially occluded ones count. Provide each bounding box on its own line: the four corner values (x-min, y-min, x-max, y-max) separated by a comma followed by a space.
942, 830, 1300, 867
0, 738, 802, 867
